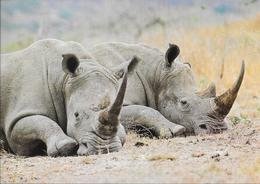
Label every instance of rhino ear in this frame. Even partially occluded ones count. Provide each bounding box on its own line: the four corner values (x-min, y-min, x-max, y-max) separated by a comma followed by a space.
165, 43, 180, 67
62, 54, 80, 76
112, 56, 139, 79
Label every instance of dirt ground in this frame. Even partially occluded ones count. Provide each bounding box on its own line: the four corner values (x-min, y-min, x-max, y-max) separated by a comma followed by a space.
1, 120, 260, 183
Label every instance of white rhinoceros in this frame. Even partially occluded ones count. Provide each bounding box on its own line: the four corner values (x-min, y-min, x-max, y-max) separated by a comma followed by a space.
0, 39, 138, 156
89, 42, 245, 136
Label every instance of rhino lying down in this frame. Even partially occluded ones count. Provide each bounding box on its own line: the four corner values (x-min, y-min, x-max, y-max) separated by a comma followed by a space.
0, 39, 138, 156
89, 42, 245, 136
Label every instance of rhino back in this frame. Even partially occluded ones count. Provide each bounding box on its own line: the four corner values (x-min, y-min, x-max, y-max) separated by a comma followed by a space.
0, 39, 90, 141
89, 42, 163, 69
89, 42, 164, 107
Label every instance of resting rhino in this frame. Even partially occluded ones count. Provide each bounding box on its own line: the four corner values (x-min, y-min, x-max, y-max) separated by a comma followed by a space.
89, 42, 244, 136
0, 39, 137, 156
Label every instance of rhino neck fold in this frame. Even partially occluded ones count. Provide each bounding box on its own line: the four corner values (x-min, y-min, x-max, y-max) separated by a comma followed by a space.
153, 61, 166, 108
135, 57, 163, 110
136, 71, 157, 109
47, 63, 68, 132
61, 74, 70, 110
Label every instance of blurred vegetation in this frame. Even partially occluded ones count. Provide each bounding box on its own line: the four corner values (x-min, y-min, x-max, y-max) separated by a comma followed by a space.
1, 1, 259, 121
141, 15, 260, 119
2, 0, 40, 15
230, 115, 251, 125
1, 37, 33, 52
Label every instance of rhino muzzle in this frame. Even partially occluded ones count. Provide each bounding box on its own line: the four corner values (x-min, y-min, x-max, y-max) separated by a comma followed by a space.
76, 67, 128, 156
76, 57, 139, 156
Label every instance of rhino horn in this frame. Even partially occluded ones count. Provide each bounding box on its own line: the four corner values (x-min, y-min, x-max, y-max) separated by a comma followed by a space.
197, 82, 216, 98
99, 57, 138, 127
213, 61, 245, 116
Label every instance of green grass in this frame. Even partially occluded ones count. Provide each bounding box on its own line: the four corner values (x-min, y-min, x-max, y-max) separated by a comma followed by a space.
1, 37, 33, 53
230, 114, 251, 125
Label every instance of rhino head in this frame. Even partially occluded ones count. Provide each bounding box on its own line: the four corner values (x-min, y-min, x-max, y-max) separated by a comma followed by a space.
62, 54, 138, 155
157, 44, 245, 135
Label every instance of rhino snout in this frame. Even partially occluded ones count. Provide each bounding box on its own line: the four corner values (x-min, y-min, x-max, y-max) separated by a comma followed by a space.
77, 143, 89, 156
195, 120, 228, 135
76, 135, 123, 156
77, 142, 100, 156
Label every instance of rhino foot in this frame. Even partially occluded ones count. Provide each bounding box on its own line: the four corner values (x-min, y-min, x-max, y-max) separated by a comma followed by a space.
157, 124, 186, 138
170, 124, 186, 136
47, 136, 78, 157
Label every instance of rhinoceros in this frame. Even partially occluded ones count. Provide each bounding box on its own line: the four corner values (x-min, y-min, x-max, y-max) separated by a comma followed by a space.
0, 39, 138, 156
89, 42, 245, 136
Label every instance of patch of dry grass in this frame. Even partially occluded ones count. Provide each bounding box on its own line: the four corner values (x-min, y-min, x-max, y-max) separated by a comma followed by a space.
146, 154, 176, 161
82, 157, 93, 164
191, 152, 205, 158
141, 14, 260, 119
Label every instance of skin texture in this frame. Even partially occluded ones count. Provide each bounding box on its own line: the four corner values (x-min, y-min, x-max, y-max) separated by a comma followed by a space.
0, 39, 134, 156
89, 42, 244, 136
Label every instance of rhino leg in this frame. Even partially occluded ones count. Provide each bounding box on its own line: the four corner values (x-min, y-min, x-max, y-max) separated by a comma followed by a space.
120, 105, 186, 138
10, 115, 78, 156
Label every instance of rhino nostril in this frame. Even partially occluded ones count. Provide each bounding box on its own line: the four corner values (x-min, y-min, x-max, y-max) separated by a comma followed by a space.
74, 112, 79, 118
77, 143, 88, 156
199, 124, 207, 130
180, 99, 187, 105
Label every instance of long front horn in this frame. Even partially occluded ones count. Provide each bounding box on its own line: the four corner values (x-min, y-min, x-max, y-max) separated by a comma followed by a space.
99, 57, 139, 127
213, 61, 245, 116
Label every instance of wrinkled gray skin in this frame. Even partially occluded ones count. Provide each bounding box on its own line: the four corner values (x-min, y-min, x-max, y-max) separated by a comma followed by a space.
0, 39, 136, 156
89, 42, 245, 136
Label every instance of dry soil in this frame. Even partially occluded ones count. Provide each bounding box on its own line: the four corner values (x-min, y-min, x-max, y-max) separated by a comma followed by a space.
1, 120, 260, 183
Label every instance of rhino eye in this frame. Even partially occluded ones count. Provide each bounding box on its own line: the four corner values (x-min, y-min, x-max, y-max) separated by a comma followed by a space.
179, 98, 190, 111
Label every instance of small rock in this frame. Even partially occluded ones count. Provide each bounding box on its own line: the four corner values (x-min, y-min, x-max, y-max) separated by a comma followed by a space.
252, 95, 258, 99
111, 157, 118, 161
244, 129, 255, 136
245, 139, 251, 145
211, 153, 220, 159
223, 150, 229, 156
227, 171, 232, 175
192, 152, 205, 158
214, 157, 220, 162
211, 150, 229, 158
134, 141, 148, 147
105, 166, 113, 169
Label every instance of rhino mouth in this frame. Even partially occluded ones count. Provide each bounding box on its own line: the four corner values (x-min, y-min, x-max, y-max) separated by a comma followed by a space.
194, 114, 228, 135
77, 133, 122, 156
198, 121, 228, 134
